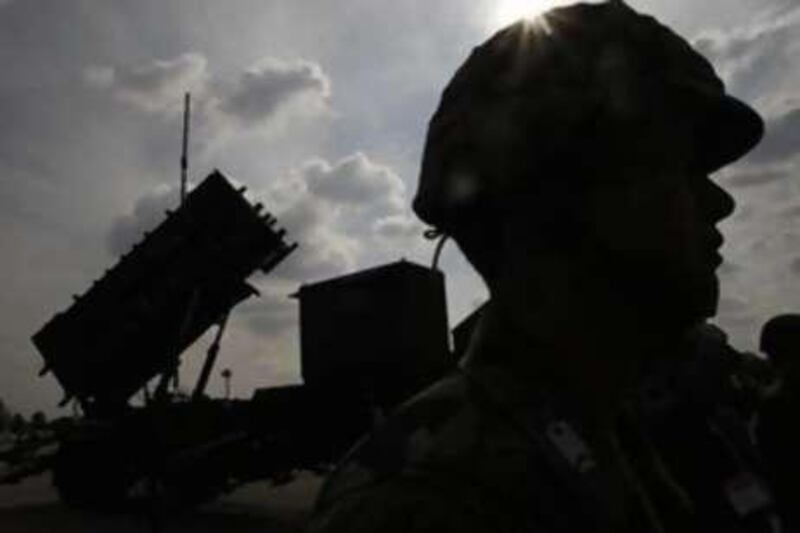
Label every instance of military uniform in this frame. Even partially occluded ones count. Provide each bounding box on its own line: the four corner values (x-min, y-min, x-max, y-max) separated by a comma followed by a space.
309, 351, 779, 532
756, 386, 800, 530
308, 2, 773, 531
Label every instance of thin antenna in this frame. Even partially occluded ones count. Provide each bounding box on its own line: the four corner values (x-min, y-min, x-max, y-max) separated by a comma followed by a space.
180, 92, 191, 205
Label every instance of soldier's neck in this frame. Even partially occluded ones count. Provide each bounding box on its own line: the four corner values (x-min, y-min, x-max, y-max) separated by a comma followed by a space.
471, 261, 686, 428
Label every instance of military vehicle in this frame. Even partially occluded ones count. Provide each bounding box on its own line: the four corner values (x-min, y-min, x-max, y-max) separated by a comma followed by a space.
0, 169, 455, 510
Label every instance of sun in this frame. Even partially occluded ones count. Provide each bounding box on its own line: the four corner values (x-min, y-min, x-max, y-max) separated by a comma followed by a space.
489, 0, 564, 29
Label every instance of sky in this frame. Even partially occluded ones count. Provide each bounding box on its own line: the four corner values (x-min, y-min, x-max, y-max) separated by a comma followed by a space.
0, 0, 798, 415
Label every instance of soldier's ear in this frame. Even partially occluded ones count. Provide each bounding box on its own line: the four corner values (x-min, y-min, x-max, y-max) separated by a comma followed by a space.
502, 180, 589, 254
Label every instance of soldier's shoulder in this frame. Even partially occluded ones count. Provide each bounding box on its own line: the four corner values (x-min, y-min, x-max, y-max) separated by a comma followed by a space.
310, 369, 543, 531
306, 473, 512, 533
314, 371, 475, 504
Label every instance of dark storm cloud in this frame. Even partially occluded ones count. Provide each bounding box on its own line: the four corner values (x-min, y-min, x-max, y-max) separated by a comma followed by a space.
218, 58, 330, 126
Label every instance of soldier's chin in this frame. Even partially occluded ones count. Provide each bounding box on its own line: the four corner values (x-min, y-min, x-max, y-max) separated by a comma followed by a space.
620, 266, 719, 331
604, 256, 720, 329
660, 274, 720, 329
691, 277, 720, 321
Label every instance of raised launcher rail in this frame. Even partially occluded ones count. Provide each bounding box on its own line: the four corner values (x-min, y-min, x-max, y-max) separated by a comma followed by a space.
32, 170, 297, 414
12, 174, 461, 510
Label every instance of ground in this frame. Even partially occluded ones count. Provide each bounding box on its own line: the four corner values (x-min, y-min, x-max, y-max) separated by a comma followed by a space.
0, 471, 324, 532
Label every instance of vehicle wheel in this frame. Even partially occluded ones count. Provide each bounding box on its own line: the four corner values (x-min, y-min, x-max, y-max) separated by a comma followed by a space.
52, 440, 131, 510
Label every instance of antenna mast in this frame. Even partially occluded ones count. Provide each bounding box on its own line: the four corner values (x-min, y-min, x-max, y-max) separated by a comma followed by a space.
180, 92, 191, 205
170, 92, 190, 394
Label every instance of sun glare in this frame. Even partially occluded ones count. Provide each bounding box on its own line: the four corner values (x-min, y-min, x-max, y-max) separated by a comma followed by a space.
490, 0, 564, 30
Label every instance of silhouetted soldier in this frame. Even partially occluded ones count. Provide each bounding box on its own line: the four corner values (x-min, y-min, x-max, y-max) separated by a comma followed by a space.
759, 314, 800, 382
309, 2, 773, 531
756, 314, 800, 530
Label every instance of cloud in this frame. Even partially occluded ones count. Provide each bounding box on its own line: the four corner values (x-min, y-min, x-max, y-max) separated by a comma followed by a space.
84, 54, 332, 149
747, 106, 800, 164
725, 168, 786, 188
239, 286, 298, 338
82, 66, 115, 90
303, 152, 405, 212
747, 231, 800, 257
101, 151, 427, 355
780, 205, 800, 220
693, 5, 800, 108
106, 183, 183, 256
714, 294, 756, 336
689, 5, 800, 352
256, 152, 425, 284
373, 214, 424, 240
718, 260, 741, 277
85, 53, 208, 114
105, 151, 419, 291
274, 197, 360, 281
217, 58, 330, 127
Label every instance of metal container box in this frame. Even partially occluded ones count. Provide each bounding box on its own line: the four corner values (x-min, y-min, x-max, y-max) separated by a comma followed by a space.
298, 261, 452, 408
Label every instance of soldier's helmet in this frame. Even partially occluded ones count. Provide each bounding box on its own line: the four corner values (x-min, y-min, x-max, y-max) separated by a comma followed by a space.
413, 0, 764, 234
760, 314, 800, 369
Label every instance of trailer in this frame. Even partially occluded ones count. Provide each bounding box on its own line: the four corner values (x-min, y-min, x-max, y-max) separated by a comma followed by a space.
1, 170, 455, 510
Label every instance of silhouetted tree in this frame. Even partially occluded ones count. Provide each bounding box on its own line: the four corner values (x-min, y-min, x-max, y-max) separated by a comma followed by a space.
9, 413, 26, 436
31, 411, 47, 429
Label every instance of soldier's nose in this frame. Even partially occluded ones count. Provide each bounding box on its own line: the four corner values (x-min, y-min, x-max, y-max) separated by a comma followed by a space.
699, 176, 736, 222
